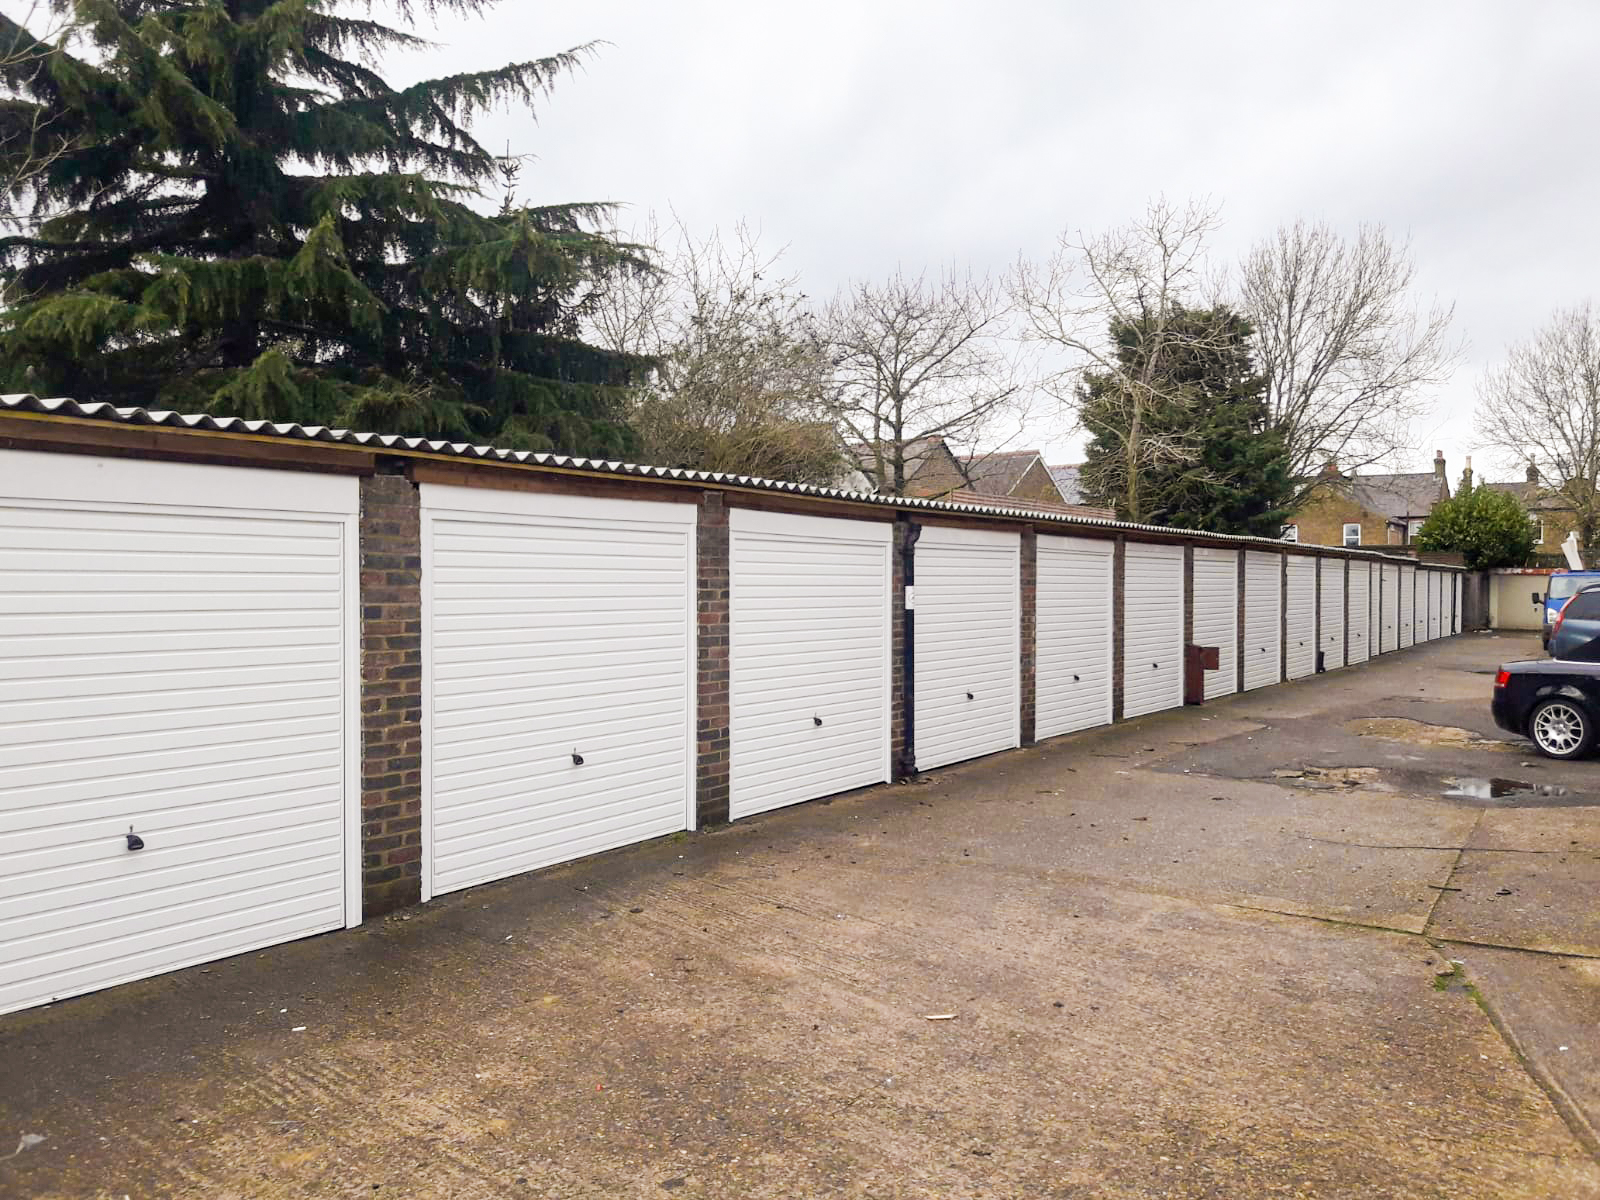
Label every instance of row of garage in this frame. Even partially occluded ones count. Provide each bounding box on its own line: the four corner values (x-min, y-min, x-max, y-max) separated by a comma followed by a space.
0, 444, 1462, 1015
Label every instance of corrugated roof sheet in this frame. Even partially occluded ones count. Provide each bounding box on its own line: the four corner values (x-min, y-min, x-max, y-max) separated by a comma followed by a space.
0, 393, 1447, 566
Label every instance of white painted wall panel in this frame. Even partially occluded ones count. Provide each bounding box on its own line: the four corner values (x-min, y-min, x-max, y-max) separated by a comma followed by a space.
1347, 562, 1371, 664
0, 451, 357, 1016
914, 526, 1019, 771
1399, 565, 1416, 648
1319, 560, 1346, 670
1380, 565, 1400, 653
1122, 544, 1185, 718
1243, 552, 1282, 690
422, 486, 694, 899
1035, 536, 1114, 738
1192, 548, 1239, 700
1285, 557, 1317, 680
729, 510, 891, 820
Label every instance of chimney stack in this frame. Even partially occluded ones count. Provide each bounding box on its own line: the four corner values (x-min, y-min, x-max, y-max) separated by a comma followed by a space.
1527, 461, 1540, 485
1321, 459, 1340, 477
1434, 449, 1446, 479
1462, 455, 1473, 490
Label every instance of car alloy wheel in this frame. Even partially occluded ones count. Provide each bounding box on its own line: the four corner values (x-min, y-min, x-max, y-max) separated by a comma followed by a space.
1532, 700, 1589, 758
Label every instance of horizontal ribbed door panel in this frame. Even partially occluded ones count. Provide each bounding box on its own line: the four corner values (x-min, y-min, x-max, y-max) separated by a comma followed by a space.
914, 526, 1019, 771
1122, 544, 1185, 718
1243, 552, 1282, 690
729, 510, 891, 819
1399, 565, 1416, 648
1380, 565, 1399, 653
1428, 572, 1442, 640
1035, 536, 1114, 738
1285, 557, 1316, 679
1192, 548, 1238, 700
1320, 560, 1346, 670
0, 451, 355, 1016
1347, 562, 1370, 664
423, 486, 693, 899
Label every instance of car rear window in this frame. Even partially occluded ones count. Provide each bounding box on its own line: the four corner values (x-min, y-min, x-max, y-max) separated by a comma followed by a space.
1566, 590, 1600, 619
1550, 575, 1590, 599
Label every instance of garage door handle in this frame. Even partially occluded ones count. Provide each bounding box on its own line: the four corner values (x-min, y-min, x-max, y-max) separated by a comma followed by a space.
1152, 662, 1159, 670
1073, 674, 1080, 682
571, 751, 585, 766
125, 827, 144, 852
813, 715, 823, 727
966, 691, 974, 700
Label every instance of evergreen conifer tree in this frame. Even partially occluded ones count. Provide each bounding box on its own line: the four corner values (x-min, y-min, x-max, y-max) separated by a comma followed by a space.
0, 0, 646, 453
1079, 306, 1295, 537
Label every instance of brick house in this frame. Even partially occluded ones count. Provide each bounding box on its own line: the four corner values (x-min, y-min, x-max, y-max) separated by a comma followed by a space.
961, 449, 1066, 505
848, 438, 1115, 518
1482, 461, 1580, 554
1283, 451, 1453, 548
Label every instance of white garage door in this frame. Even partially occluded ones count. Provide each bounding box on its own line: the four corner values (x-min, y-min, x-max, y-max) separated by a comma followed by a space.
1035, 535, 1114, 738
1285, 557, 1316, 680
1427, 572, 1442, 641
914, 526, 1019, 770
1399, 565, 1416, 648
1192, 547, 1239, 700
1320, 560, 1346, 670
1380, 564, 1400, 653
423, 486, 694, 899
1243, 552, 1282, 690
729, 509, 891, 820
1347, 562, 1370, 664
1122, 543, 1185, 718
1452, 575, 1462, 634
0, 450, 357, 1016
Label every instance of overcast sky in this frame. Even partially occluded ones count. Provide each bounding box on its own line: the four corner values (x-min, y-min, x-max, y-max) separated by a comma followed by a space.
171, 3, 1600, 478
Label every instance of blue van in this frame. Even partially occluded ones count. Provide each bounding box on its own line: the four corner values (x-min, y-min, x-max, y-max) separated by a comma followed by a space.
1540, 570, 1600, 648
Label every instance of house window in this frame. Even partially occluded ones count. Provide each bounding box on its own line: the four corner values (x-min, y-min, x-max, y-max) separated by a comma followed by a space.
1408, 519, 1424, 540
1532, 516, 1545, 544
1343, 523, 1361, 547
1281, 524, 1299, 542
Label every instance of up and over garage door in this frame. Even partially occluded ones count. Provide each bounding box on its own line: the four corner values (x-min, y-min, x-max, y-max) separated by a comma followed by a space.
1243, 552, 1282, 690
1379, 564, 1400, 653
914, 526, 1019, 771
1319, 560, 1346, 670
729, 509, 891, 819
1122, 543, 1185, 718
421, 485, 694, 900
0, 450, 358, 1016
1399, 565, 1416, 648
1428, 572, 1442, 640
1453, 576, 1463, 634
1285, 556, 1316, 680
1035, 535, 1114, 738
1347, 562, 1370, 664
1192, 548, 1239, 700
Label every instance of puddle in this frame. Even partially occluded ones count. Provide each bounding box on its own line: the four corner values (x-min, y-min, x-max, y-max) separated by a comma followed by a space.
1348, 717, 1502, 748
1444, 777, 1569, 801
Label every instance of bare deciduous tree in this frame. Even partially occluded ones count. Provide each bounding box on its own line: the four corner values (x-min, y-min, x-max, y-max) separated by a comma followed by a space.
1476, 303, 1600, 546
1239, 219, 1457, 499
588, 215, 843, 483
825, 267, 1024, 497
1010, 197, 1225, 522
0, 2, 82, 233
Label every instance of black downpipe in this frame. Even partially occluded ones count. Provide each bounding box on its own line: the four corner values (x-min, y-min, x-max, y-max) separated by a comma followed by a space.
899, 517, 921, 779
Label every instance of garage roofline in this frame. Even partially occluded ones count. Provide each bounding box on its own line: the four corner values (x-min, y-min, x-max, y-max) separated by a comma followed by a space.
0, 393, 1457, 568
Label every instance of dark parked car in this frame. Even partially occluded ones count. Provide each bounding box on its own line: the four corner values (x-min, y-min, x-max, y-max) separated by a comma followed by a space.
1494, 585, 1600, 758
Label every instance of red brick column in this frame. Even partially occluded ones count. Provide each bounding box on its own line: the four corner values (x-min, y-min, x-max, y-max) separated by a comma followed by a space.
359, 471, 423, 915
893, 518, 913, 777
1235, 552, 1247, 693
1020, 528, 1037, 745
695, 493, 731, 825
1111, 536, 1126, 721
1280, 551, 1290, 682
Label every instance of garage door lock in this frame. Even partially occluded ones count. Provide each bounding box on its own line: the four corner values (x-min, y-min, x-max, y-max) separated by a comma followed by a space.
813, 715, 823, 726
125, 827, 144, 852
570, 751, 585, 766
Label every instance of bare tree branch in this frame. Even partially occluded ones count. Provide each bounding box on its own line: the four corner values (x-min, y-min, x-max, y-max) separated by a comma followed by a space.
1476, 302, 1600, 545
1238, 219, 1458, 502
823, 266, 1026, 496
